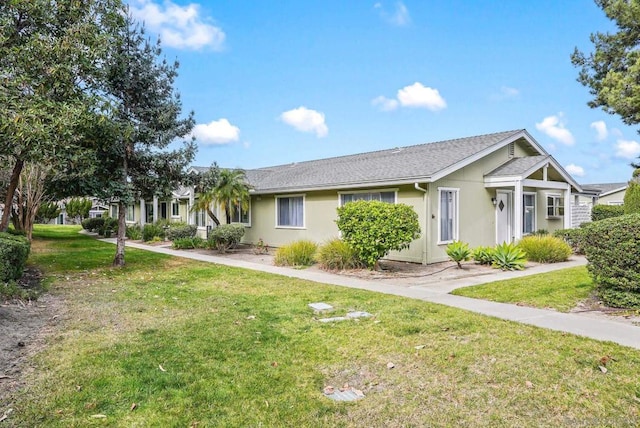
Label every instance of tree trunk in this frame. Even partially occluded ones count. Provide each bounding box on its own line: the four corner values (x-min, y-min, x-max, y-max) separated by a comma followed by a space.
113, 200, 126, 267
0, 159, 24, 232
207, 207, 220, 226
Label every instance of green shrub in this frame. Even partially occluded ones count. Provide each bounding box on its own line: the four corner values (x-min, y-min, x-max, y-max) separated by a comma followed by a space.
315, 238, 363, 270
81, 217, 104, 232
624, 181, 640, 214
274, 240, 318, 267
208, 224, 245, 253
446, 241, 471, 268
0, 232, 30, 281
582, 213, 640, 308
165, 223, 197, 241
172, 237, 206, 250
517, 235, 572, 263
98, 217, 118, 237
531, 229, 549, 236
472, 246, 495, 265
142, 223, 165, 242
126, 224, 143, 240
336, 200, 420, 269
553, 227, 587, 254
492, 242, 527, 271
591, 204, 624, 221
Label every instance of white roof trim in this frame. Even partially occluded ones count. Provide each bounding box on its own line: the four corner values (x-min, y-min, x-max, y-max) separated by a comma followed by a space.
599, 185, 628, 197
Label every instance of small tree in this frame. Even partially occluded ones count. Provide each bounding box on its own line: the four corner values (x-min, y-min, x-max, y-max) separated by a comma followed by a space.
336, 200, 420, 269
624, 180, 640, 214
66, 198, 92, 224
36, 201, 61, 224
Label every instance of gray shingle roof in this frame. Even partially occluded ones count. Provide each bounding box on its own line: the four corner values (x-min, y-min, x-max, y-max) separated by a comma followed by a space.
485, 155, 549, 177
235, 130, 525, 193
581, 182, 628, 195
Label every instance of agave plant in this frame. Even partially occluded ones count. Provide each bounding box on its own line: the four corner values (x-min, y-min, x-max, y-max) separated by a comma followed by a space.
446, 241, 471, 268
492, 242, 527, 271
471, 246, 495, 265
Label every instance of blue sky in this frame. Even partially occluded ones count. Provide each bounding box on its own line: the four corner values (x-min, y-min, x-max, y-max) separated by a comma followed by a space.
130, 0, 637, 184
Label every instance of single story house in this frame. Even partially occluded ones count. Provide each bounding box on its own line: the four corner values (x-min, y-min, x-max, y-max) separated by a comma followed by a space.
117, 129, 583, 264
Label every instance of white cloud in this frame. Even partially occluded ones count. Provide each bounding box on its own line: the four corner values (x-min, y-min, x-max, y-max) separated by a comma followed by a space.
191, 119, 240, 145
615, 139, 640, 159
500, 86, 520, 98
371, 95, 399, 111
373, 82, 447, 112
397, 82, 447, 110
280, 106, 328, 138
375, 1, 411, 26
565, 163, 585, 177
590, 120, 608, 141
129, 0, 225, 51
535, 113, 575, 145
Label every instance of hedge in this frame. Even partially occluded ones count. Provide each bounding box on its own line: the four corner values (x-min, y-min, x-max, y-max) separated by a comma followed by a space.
591, 204, 624, 222
0, 232, 31, 282
582, 213, 640, 308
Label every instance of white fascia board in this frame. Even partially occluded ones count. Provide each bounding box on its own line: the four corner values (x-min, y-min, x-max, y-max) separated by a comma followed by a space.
249, 177, 433, 195
522, 179, 570, 190
544, 156, 583, 192
430, 130, 543, 183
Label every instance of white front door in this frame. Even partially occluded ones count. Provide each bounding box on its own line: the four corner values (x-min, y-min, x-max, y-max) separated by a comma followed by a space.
495, 191, 513, 244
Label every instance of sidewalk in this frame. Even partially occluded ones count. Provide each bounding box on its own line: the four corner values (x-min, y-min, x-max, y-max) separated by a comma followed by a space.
106, 239, 640, 350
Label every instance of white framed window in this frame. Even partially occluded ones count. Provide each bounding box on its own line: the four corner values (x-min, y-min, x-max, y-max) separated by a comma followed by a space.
339, 189, 397, 206
276, 195, 305, 228
523, 193, 536, 234
438, 187, 459, 244
126, 205, 135, 222
145, 203, 154, 224
546, 194, 564, 218
195, 209, 207, 228
607, 201, 624, 206
231, 201, 250, 225
171, 201, 180, 217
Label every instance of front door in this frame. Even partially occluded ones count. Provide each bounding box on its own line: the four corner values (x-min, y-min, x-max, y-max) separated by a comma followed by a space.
495, 191, 513, 244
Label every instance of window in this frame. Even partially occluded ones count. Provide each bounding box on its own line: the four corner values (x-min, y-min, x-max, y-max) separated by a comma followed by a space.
111, 205, 118, 218
523, 193, 536, 234
546, 194, 564, 217
126, 205, 135, 222
145, 203, 154, 224
171, 201, 180, 217
160, 202, 168, 219
276, 195, 304, 228
231, 202, 250, 224
438, 188, 458, 243
195, 209, 206, 227
340, 190, 396, 206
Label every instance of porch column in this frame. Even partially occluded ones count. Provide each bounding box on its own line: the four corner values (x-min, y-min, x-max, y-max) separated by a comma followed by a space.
564, 186, 572, 229
188, 188, 195, 225
139, 199, 145, 226
153, 195, 158, 223
514, 180, 523, 241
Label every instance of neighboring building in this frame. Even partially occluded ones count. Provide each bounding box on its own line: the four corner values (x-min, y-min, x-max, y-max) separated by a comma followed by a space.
583, 182, 628, 206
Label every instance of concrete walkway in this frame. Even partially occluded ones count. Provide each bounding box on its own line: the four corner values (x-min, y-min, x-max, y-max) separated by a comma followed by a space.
107, 239, 640, 350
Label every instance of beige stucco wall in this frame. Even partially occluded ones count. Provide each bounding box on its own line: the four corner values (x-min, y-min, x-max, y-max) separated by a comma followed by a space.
598, 189, 626, 205
243, 185, 427, 263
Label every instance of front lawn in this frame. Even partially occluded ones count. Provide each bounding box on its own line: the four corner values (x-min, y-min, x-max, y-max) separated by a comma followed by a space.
7, 226, 640, 426
452, 266, 594, 312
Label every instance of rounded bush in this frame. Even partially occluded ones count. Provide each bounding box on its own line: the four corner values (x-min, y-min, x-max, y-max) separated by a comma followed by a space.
517, 235, 572, 263
552, 227, 587, 255
142, 223, 165, 242
165, 223, 197, 241
582, 213, 640, 308
274, 240, 318, 267
591, 204, 624, 222
0, 232, 30, 281
81, 217, 104, 232
208, 224, 245, 253
315, 238, 363, 270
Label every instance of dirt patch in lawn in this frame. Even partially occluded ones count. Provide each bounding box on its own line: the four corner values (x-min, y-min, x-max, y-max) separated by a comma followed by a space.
570, 293, 640, 326
0, 269, 64, 412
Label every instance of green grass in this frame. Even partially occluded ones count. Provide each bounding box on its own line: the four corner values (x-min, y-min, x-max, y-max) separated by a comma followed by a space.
452, 266, 594, 312
8, 226, 640, 426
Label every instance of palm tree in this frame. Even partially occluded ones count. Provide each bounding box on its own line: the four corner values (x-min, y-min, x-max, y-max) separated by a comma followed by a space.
191, 168, 251, 226
211, 168, 251, 224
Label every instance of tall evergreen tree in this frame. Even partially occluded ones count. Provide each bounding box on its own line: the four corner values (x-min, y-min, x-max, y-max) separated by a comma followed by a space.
87, 14, 196, 267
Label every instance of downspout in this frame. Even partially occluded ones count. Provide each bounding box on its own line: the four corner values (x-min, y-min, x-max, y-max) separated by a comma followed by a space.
414, 183, 428, 265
